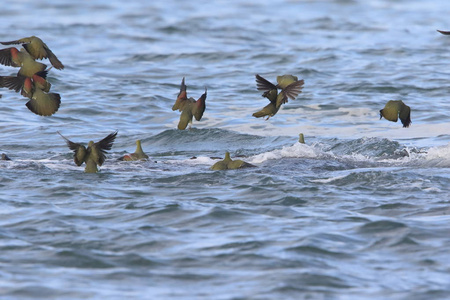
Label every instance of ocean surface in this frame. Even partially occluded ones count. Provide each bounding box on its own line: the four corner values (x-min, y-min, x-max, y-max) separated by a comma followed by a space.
0, 0, 449, 299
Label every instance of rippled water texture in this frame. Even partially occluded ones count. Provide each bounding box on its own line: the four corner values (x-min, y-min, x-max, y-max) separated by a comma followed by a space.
0, 0, 449, 299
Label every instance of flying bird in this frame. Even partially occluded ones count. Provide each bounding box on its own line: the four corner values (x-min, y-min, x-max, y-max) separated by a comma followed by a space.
172, 77, 207, 130
119, 139, 149, 161
1, 36, 64, 70
0, 47, 47, 77
379, 100, 411, 128
0, 71, 60, 116
253, 74, 304, 119
58, 131, 118, 173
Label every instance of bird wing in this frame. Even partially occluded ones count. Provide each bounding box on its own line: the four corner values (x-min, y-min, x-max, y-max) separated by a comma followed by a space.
398, 102, 412, 128
92, 131, 118, 166
172, 77, 188, 111
0, 37, 32, 45
0, 48, 20, 67
0, 75, 26, 93
57, 131, 87, 166
255, 74, 277, 92
437, 30, 450, 35
193, 88, 207, 121
283, 79, 304, 100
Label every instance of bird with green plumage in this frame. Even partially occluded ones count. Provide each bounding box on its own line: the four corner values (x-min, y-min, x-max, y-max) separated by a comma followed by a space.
58, 131, 118, 173
172, 77, 207, 130
0, 70, 60, 116
210, 152, 256, 170
0, 36, 64, 70
379, 100, 411, 128
119, 139, 149, 161
253, 74, 304, 120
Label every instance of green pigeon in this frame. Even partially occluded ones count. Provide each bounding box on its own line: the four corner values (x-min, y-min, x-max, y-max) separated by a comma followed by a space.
119, 139, 149, 161
298, 133, 305, 144
1, 36, 64, 70
0, 47, 47, 78
379, 100, 411, 128
1, 153, 11, 160
22, 76, 60, 116
172, 77, 207, 130
253, 74, 304, 119
58, 131, 118, 173
0, 71, 59, 116
210, 152, 256, 170
0, 69, 51, 94
437, 30, 450, 35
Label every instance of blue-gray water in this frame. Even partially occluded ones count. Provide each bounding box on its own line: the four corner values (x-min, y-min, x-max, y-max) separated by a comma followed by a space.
1, 0, 449, 299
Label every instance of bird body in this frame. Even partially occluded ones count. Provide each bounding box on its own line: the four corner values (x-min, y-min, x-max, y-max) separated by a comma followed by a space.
253, 74, 304, 119
379, 100, 411, 128
119, 140, 149, 161
1, 36, 64, 70
58, 131, 118, 173
210, 152, 256, 170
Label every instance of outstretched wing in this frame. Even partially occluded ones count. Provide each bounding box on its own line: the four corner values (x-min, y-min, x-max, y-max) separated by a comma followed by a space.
255, 74, 277, 92
0, 47, 20, 67
193, 88, 207, 121
398, 102, 412, 128
283, 79, 304, 100
93, 130, 118, 166
172, 77, 189, 111
57, 131, 86, 166
0, 75, 26, 93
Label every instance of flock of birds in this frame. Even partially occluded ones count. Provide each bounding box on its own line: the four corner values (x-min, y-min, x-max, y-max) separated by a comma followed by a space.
1, 30, 448, 172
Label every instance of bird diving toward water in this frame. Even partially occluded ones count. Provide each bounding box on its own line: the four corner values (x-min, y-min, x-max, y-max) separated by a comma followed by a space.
118, 139, 149, 161
58, 131, 118, 173
0, 36, 64, 70
0, 70, 60, 116
172, 77, 207, 130
379, 100, 411, 128
253, 74, 304, 120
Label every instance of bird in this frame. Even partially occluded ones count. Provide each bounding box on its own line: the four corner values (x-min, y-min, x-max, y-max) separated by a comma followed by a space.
253, 74, 304, 119
172, 77, 207, 130
58, 131, 118, 173
0, 71, 60, 116
379, 100, 411, 128
119, 139, 149, 161
437, 30, 450, 35
0, 47, 48, 78
21, 77, 61, 116
299, 133, 305, 144
0, 36, 64, 70
210, 152, 256, 170
1, 153, 11, 160
0, 69, 51, 95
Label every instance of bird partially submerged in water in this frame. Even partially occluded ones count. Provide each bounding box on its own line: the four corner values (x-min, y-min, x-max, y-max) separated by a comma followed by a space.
118, 139, 149, 161
379, 100, 411, 128
210, 152, 256, 170
58, 131, 118, 173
